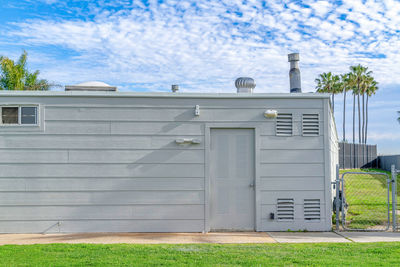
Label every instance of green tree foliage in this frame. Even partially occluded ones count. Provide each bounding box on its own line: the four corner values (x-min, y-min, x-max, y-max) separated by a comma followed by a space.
315, 65, 378, 144
347, 65, 378, 144
315, 72, 341, 113
0, 51, 50, 91
348, 65, 371, 144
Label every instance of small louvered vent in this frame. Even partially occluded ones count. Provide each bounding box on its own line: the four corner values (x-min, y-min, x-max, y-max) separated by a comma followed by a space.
276, 113, 293, 136
277, 198, 294, 221
304, 199, 321, 221
302, 114, 319, 136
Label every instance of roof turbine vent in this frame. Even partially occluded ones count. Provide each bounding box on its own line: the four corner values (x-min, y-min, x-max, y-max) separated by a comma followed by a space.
235, 77, 256, 93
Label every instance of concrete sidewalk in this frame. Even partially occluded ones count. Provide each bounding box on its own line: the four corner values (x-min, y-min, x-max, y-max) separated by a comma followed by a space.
269, 231, 400, 243
1, 232, 400, 245
0, 232, 275, 245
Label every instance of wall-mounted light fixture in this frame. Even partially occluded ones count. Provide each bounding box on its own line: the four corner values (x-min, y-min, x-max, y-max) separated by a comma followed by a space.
176, 138, 201, 145
264, 109, 278, 118
195, 105, 200, 116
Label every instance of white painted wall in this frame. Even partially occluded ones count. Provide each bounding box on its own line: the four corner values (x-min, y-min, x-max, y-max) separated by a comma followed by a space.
0, 92, 335, 233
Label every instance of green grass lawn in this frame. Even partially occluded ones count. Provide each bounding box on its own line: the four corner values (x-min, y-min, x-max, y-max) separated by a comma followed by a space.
339, 168, 400, 230
1, 243, 400, 266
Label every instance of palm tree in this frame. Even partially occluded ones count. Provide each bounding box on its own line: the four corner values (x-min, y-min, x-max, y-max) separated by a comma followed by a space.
364, 77, 378, 144
346, 72, 357, 168
349, 65, 371, 144
398, 111, 400, 124
339, 73, 350, 142
0, 51, 50, 91
344, 72, 357, 144
351, 84, 356, 168
337, 73, 351, 168
315, 66, 378, 168
361, 78, 366, 143
315, 72, 341, 113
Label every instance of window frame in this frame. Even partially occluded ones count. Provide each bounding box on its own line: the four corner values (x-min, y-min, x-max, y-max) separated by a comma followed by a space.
0, 105, 39, 127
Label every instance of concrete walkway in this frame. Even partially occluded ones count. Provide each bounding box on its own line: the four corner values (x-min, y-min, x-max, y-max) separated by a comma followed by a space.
0, 232, 275, 245
268, 232, 350, 243
1, 232, 400, 245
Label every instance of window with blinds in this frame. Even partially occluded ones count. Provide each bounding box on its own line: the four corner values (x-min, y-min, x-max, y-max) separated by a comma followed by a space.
276, 113, 293, 136
302, 114, 319, 136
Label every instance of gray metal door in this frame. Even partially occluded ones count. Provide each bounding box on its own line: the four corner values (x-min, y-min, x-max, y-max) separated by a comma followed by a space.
210, 129, 255, 231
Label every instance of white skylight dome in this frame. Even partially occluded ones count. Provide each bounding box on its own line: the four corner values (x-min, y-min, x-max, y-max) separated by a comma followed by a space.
75, 81, 112, 87
65, 81, 117, 91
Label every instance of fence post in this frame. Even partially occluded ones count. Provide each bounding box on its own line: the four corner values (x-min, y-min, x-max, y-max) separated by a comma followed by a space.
335, 164, 340, 230
343, 143, 346, 169
392, 165, 397, 231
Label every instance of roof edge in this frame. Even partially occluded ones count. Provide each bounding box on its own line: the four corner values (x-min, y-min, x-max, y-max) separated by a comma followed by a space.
0, 91, 331, 99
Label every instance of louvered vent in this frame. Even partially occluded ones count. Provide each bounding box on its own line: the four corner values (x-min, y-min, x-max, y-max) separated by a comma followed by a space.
304, 199, 321, 221
302, 114, 319, 136
276, 113, 293, 136
276, 198, 294, 221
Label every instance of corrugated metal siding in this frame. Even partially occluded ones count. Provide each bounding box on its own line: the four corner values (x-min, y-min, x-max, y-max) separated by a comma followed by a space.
0, 95, 328, 233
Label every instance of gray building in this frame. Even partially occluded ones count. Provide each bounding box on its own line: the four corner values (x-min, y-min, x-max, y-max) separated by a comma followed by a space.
0, 87, 338, 233
0, 54, 338, 233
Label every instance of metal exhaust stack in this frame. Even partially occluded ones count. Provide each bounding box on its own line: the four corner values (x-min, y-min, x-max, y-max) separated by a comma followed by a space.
171, 84, 179, 92
288, 53, 301, 93
235, 77, 256, 93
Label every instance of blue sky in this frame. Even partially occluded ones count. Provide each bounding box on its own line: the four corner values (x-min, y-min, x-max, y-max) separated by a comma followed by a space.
0, 0, 399, 154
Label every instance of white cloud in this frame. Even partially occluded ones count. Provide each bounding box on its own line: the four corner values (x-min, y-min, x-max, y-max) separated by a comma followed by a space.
2, 0, 400, 153
1, 0, 399, 94
368, 132, 400, 141
310, 1, 332, 17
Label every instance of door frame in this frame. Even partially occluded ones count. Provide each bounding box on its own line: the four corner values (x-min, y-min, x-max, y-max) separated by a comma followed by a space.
204, 123, 261, 232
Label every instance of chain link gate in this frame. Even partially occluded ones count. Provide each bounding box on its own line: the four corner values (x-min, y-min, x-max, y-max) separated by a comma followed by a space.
342, 171, 390, 231
334, 165, 397, 231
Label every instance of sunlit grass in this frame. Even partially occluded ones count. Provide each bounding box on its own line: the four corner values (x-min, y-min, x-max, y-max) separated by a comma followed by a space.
1, 243, 400, 266
339, 168, 400, 229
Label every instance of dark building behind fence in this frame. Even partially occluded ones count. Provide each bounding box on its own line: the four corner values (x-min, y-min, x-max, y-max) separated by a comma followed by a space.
339, 142, 378, 169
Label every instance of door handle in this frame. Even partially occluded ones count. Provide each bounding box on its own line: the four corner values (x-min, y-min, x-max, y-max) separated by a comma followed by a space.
249, 183, 255, 188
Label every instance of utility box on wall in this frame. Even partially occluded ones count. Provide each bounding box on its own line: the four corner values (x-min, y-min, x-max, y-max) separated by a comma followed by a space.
0, 90, 338, 233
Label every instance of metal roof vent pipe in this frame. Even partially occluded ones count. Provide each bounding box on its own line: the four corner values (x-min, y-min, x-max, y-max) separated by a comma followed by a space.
171, 84, 179, 92
288, 53, 301, 93
235, 77, 256, 93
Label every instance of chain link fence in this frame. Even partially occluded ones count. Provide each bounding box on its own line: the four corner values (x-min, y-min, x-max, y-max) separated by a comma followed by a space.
341, 172, 390, 231
334, 166, 400, 232
393, 166, 400, 231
